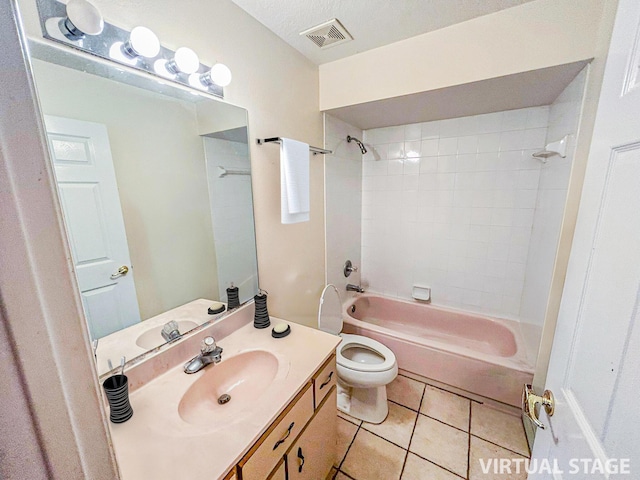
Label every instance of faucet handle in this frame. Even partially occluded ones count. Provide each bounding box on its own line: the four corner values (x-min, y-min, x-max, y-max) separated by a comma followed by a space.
201, 336, 217, 354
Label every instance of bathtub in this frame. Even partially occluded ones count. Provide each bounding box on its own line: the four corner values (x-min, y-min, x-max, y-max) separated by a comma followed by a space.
342, 294, 533, 407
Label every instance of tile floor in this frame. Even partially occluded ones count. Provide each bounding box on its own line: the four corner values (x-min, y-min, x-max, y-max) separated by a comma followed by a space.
329, 374, 530, 480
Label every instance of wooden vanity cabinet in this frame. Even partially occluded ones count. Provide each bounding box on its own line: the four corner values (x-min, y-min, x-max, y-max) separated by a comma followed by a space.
236, 355, 337, 480
286, 388, 337, 480
266, 459, 286, 480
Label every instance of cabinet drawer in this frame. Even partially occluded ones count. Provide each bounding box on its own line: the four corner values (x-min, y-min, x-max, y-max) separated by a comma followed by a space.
239, 384, 314, 480
313, 355, 336, 409
287, 388, 337, 480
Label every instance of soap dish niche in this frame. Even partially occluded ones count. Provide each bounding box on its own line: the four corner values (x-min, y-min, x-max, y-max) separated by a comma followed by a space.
412, 285, 431, 302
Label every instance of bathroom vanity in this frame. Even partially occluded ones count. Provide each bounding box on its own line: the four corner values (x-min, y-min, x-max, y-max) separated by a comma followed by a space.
108, 303, 339, 480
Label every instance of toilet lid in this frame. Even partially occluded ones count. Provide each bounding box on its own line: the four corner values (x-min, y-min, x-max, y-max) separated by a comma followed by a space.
318, 284, 343, 335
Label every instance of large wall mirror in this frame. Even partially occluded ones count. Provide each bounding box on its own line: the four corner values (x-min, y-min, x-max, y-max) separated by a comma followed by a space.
28, 41, 259, 375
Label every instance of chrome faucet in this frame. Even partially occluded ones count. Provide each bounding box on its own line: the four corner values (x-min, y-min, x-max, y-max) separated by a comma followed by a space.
183, 336, 223, 374
346, 284, 365, 293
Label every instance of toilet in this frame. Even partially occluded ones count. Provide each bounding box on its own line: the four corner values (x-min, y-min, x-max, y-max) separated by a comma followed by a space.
318, 284, 398, 424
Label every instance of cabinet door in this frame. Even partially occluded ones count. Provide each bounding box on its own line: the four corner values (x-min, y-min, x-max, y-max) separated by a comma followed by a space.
287, 388, 337, 480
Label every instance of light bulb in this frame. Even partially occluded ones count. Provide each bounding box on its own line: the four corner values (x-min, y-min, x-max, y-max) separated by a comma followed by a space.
61, 0, 104, 40
153, 59, 175, 79
209, 63, 232, 87
123, 26, 160, 58
166, 47, 200, 74
108, 42, 137, 66
188, 73, 207, 91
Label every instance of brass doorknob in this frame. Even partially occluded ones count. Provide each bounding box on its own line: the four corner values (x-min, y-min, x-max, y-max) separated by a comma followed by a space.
110, 265, 129, 279
522, 384, 554, 429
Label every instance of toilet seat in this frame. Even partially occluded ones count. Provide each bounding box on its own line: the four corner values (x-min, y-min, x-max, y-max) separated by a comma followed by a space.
337, 334, 396, 373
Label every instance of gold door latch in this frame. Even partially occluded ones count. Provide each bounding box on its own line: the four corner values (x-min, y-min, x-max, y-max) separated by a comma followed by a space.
522, 384, 555, 429
110, 265, 129, 279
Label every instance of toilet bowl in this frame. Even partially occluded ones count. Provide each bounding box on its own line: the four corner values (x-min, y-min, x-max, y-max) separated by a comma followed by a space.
318, 285, 398, 424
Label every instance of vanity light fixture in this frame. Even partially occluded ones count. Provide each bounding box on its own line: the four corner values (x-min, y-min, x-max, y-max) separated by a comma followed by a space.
122, 26, 161, 59
166, 47, 200, 74
36, 0, 226, 98
59, 0, 104, 40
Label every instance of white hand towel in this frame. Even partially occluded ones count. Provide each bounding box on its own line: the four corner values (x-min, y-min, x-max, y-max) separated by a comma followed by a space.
280, 138, 310, 224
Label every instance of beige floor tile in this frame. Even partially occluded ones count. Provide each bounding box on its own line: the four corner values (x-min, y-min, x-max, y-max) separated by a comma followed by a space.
421, 385, 470, 431
335, 472, 351, 480
338, 409, 363, 426
470, 403, 529, 457
409, 415, 468, 477
401, 453, 462, 480
342, 429, 406, 480
336, 418, 359, 467
362, 402, 417, 448
387, 375, 426, 411
469, 436, 528, 480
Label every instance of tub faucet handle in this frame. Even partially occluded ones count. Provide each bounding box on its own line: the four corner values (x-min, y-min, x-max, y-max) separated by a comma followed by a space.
344, 260, 358, 277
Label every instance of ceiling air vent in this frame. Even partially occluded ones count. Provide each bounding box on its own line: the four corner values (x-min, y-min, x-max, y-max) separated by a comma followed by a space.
300, 18, 353, 49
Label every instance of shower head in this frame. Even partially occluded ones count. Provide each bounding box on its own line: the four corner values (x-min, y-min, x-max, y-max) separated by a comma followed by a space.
347, 135, 367, 154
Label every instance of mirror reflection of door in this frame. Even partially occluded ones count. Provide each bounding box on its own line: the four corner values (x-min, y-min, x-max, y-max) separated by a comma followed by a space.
44, 115, 141, 339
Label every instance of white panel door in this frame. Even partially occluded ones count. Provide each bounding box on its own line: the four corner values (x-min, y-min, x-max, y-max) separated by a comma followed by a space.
529, 1, 640, 478
44, 115, 140, 339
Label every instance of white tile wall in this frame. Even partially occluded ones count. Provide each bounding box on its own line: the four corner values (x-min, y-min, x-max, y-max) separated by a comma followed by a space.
325, 114, 363, 296
520, 68, 588, 331
361, 106, 550, 319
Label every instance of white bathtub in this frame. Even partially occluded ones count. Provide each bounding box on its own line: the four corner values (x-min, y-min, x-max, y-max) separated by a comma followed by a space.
342, 294, 533, 406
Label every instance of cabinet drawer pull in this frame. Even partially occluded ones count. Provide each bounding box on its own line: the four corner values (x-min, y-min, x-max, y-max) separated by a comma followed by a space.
272, 422, 294, 450
319, 371, 333, 390
297, 447, 305, 472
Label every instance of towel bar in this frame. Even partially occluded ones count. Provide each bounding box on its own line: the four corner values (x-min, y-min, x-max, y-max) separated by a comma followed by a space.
256, 137, 332, 155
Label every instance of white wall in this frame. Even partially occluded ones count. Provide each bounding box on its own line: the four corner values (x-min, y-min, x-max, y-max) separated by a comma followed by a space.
203, 137, 259, 304
320, 0, 606, 111
324, 115, 362, 296
361, 106, 551, 319
520, 68, 588, 334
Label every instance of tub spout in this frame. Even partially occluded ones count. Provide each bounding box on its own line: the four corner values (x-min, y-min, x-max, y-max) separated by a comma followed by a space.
346, 284, 365, 293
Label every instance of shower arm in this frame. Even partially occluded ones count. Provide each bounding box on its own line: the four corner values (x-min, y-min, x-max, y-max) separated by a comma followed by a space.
347, 135, 368, 154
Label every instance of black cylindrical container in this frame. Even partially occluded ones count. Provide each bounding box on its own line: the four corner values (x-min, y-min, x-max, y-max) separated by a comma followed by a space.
103, 375, 133, 424
254, 291, 271, 329
227, 285, 240, 309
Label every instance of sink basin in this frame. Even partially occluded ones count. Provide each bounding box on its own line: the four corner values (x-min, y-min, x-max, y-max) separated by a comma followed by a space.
178, 350, 279, 427
135, 320, 198, 349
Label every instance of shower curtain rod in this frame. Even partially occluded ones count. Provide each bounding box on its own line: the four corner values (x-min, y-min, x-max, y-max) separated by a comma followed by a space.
256, 137, 332, 155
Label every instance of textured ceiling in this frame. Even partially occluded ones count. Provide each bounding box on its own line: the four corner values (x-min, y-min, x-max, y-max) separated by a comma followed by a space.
230, 0, 535, 64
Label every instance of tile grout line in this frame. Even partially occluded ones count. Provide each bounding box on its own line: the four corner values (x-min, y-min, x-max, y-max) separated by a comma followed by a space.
357, 426, 410, 453
399, 384, 427, 479
467, 400, 472, 479
469, 433, 529, 458
336, 470, 356, 480
408, 451, 467, 480
337, 417, 362, 474
415, 409, 470, 434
